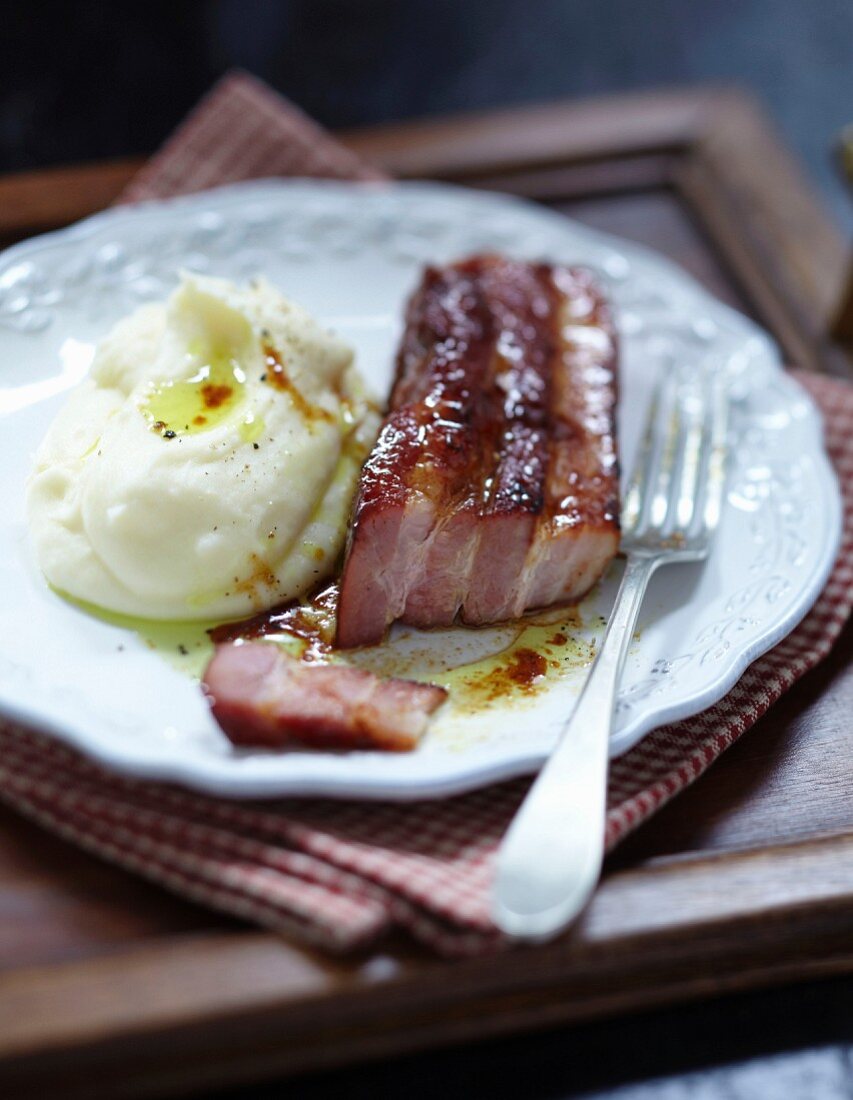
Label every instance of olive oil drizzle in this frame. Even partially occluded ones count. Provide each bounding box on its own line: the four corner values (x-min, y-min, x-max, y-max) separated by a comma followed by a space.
209, 584, 595, 710
142, 349, 247, 438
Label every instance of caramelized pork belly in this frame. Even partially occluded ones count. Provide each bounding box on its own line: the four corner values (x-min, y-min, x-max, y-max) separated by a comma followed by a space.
337, 255, 619, 648
203, 642, 447, 752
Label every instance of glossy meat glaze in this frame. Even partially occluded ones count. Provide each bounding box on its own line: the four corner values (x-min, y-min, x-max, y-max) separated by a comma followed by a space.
337, 255, 619, 648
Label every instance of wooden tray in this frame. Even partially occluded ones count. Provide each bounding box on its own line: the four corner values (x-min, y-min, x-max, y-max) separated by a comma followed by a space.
0, 87, 851, 1099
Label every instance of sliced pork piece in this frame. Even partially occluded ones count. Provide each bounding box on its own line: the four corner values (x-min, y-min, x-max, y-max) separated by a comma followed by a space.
203, 642, 447, 752
335, 265, 499, 644
482, 264, 620, 619
337, 255, 619, 648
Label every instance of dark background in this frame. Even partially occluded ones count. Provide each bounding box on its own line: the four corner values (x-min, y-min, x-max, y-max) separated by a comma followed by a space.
2, 0, 852, 230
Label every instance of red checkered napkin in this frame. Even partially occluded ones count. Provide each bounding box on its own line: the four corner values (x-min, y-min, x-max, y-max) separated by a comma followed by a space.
120, 71, 383, 202
1, 74, 851, 956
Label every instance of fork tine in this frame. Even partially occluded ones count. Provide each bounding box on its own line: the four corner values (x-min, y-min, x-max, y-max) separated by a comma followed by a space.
648, 367, 684, 531
685, 368, 730, 539
700, 370, 730, 533
622, 367, 678, 536
670, 370, 707, 533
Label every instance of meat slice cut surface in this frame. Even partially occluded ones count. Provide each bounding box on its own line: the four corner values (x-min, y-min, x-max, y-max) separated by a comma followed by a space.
337, 254, 619, 648
203, 642, 447, 752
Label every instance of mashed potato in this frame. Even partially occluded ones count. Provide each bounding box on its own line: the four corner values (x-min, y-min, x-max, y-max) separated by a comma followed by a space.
27, 273, 378, 620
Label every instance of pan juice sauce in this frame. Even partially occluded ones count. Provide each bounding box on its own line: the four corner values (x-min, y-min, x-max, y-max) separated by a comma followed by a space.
66, 582, 602, 741
351, 608, 597, 714
62, 578, 603, 741
210, 583, 599, 715
434, 614, 596, 712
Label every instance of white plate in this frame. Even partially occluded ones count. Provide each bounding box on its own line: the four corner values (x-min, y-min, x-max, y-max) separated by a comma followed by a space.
0, 180, 841, 800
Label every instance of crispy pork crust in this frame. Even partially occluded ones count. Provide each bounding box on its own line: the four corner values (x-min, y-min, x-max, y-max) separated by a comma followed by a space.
337, 255, 619, 648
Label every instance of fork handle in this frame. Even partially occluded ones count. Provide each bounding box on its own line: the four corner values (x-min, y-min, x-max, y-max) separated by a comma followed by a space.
492, 553, 660, 941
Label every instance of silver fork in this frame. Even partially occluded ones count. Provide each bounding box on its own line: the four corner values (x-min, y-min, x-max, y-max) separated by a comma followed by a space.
492, 363, 730, 941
